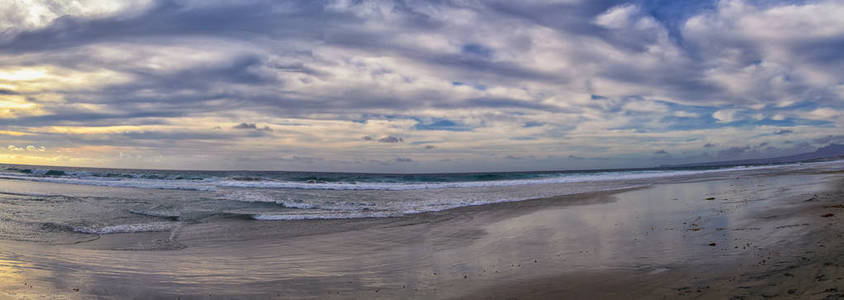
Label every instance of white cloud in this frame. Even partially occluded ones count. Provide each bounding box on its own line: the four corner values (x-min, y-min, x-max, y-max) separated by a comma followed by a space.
0, 0, 154, 38
806, 108, 839, 120
673, 111, 698, 118
684, 0, 844, 105
0, 0, 840, 171
713, 109, 740, 123
7, 144, 46, 152
594, 4, 639, 29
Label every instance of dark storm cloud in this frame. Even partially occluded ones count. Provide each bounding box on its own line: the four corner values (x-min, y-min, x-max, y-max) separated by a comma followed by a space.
233, 123, 258, 130
76, 54, 281, 106
232, 123, 271, 131
377, 136, 404, 143
413, 119, 472, 131
484, 0, 619, 35
464, 97, 562, 111
359, 135, 404, 143
0, 111, 182, 127
813, 135, 844, 145
119, 130, 229, 140
423, 52, 566, 84
0, 1, 333, 53
788, 36, 844, 70
716, 146, 752, 159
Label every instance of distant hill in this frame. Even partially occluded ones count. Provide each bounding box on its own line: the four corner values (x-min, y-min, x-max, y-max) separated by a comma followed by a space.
662, 144, 844, 168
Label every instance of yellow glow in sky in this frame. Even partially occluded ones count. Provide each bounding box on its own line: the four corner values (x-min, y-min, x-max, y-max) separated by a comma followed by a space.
0, 130, 32, 136
0, 95, 39, 118
0, 68, 48, 81
40, 125, 169, 135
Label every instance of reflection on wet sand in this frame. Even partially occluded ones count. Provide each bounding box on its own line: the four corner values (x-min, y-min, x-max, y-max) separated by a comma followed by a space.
1, 172, 843, 299
0, 258, 27, 284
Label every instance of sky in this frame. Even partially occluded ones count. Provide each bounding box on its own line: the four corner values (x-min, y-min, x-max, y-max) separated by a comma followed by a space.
0, 0, 843, 172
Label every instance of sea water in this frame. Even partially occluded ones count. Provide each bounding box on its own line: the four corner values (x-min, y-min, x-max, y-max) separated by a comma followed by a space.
0, 161, 840, 242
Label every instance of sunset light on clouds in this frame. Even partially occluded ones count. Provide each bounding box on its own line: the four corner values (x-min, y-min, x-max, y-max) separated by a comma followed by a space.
1, 0, 842, 172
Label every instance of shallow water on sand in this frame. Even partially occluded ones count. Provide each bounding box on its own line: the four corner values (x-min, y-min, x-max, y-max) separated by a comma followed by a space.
0, 161, 829, 223
0, 165, 842, 298
1, 161, 840, 245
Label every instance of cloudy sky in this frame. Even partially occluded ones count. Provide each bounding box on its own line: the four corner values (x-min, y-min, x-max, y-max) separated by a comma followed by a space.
1, 0, 842, 172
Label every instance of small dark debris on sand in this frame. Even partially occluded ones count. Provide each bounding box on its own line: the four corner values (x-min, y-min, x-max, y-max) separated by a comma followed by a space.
705, 197, 716, 200
822, 213, 835, 217
709, 243, 717, 246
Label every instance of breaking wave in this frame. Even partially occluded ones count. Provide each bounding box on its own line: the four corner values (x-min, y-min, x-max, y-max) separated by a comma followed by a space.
0, 164, 781, 192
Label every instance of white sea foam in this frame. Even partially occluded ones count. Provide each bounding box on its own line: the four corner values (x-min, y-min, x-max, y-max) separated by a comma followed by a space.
217, 164, 780, 191
0, 190, 64, 198
69, 222, 177, 234
278, 200, 317, 209
220, 190, 277, 203
128, 209, 182, 219
2, 161, 837, 223
251, 211, 399, 220
219, 190, 319, 208
0, 174, 216, 191
251, 183, 650, 221
0, 162, 806, 193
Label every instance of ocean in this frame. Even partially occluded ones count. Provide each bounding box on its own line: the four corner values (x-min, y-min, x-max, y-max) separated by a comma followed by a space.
2, 160, 844, 298
0, 161, 835, 242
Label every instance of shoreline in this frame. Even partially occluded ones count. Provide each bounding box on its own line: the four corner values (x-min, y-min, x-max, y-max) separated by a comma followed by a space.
462, 174, 844, 299
1, 168, 843, 299
5, 158, 840, 176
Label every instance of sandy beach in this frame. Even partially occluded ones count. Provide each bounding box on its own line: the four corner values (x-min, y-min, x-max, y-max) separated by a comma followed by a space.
1, 167, 843, 299
4, 0, 844, 298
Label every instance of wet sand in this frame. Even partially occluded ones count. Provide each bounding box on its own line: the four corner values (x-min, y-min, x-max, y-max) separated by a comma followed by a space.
1, 169, 843, 299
